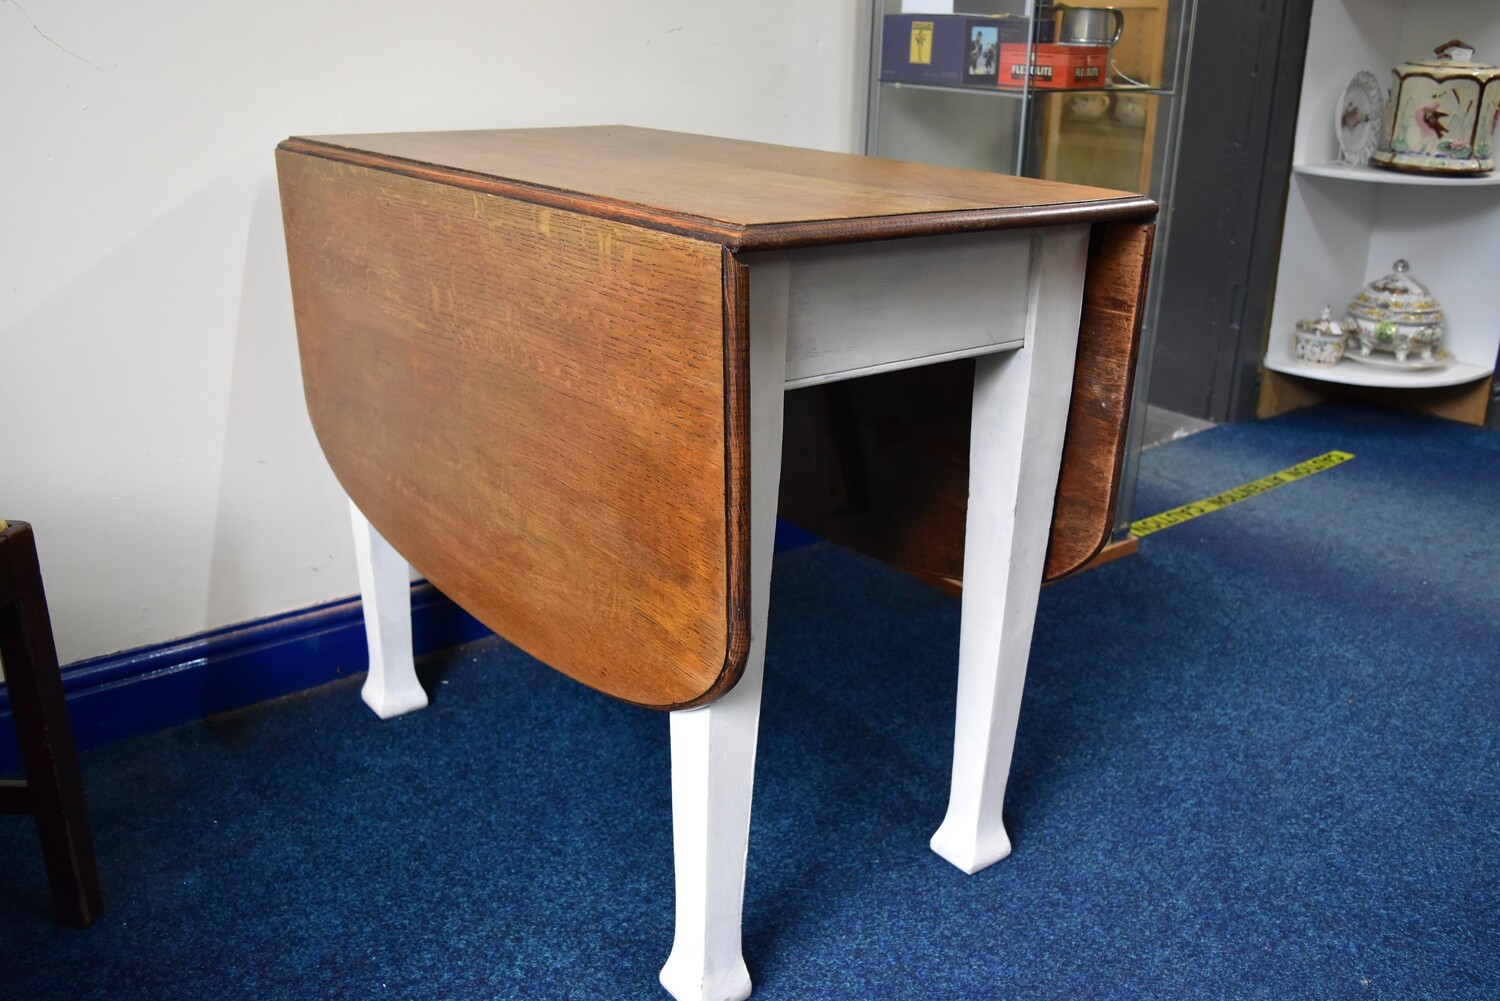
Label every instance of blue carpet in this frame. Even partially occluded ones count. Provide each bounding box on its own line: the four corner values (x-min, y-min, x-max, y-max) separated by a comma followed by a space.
1, 402, 1496, 999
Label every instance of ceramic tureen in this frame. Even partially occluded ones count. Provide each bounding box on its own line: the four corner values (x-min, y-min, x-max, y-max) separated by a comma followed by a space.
1372, 39, 1500, 175
1344, 259, 1444, 364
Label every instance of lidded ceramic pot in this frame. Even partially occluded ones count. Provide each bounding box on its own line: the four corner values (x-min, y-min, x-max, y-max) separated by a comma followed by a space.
1344, 260, 1444, 363
1372, 39, 1500, 175
1292, 306, 1346, 366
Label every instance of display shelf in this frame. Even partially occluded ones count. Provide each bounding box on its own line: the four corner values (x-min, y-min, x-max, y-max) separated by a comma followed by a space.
1294, 162, 1500, 186
1263, 338, 1494, 389
877, 80, 1030, 100
1258, 0, 1500, 427
878, 81, 1174, 97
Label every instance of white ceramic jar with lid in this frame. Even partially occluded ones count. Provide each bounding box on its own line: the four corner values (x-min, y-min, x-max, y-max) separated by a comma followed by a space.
1371, 39, 1500, 175
1292, 306, 1347, 366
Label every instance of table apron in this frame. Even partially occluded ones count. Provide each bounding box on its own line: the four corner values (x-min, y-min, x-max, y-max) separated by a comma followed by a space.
746, 227, 1054, 390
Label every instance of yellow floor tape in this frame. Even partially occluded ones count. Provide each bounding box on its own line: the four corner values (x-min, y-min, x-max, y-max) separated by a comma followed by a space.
1129, 450, 1355, 539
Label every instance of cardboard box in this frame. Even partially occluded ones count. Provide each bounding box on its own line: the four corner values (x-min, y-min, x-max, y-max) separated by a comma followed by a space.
881, 14, 1046, 87
999, 43, 1109, 89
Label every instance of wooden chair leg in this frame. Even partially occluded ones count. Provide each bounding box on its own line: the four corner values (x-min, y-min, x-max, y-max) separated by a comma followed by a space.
0, 522, 102, 927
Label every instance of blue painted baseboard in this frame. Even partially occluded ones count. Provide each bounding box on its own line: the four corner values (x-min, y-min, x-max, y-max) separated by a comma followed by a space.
0, 521, 819, 774
0, 582, 491, 774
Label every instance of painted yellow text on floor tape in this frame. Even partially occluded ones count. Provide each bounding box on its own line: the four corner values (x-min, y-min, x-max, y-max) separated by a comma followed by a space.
1129, 450, 1355, 538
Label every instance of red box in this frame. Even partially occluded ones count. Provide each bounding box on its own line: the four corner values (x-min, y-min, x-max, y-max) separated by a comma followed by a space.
999, 43, 1108, 89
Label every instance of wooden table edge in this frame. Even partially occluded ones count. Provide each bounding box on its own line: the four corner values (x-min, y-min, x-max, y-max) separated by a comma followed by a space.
277, 137, 1157, 251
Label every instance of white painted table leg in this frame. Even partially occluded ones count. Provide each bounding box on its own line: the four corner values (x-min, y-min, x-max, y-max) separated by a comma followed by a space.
930, 226, 1090, 874
660, 258, 789, 1001
349, 499, 429, 719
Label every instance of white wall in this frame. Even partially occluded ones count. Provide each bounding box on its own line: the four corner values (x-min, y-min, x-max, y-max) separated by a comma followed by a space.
1, 1, 870, 665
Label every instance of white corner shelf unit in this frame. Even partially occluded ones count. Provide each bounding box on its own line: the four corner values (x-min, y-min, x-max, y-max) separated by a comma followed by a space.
1260, 0, 1500, 425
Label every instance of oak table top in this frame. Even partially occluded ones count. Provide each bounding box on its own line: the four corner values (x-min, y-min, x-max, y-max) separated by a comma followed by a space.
281, 126, 1154, 247
276, 127, 1156, 711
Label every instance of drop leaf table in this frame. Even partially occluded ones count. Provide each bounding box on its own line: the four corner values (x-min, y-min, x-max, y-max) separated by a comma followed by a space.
276, 126, 1154, 1001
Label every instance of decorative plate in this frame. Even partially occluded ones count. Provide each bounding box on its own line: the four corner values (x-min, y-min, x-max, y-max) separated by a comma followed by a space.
1336, 71, 1384, 166
1342, 346, 1451, 371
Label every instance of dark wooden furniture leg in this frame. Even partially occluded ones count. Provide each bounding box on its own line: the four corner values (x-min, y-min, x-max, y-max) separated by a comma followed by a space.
0, 521, 102, 928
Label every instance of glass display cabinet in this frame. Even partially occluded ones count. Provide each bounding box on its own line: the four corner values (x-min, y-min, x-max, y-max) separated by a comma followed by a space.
865, 0, 1197, 543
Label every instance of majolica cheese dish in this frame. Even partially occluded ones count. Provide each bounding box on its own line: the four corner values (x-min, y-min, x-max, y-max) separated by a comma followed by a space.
1345, 259, 1444, 363
1372, 40, 1500, 175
